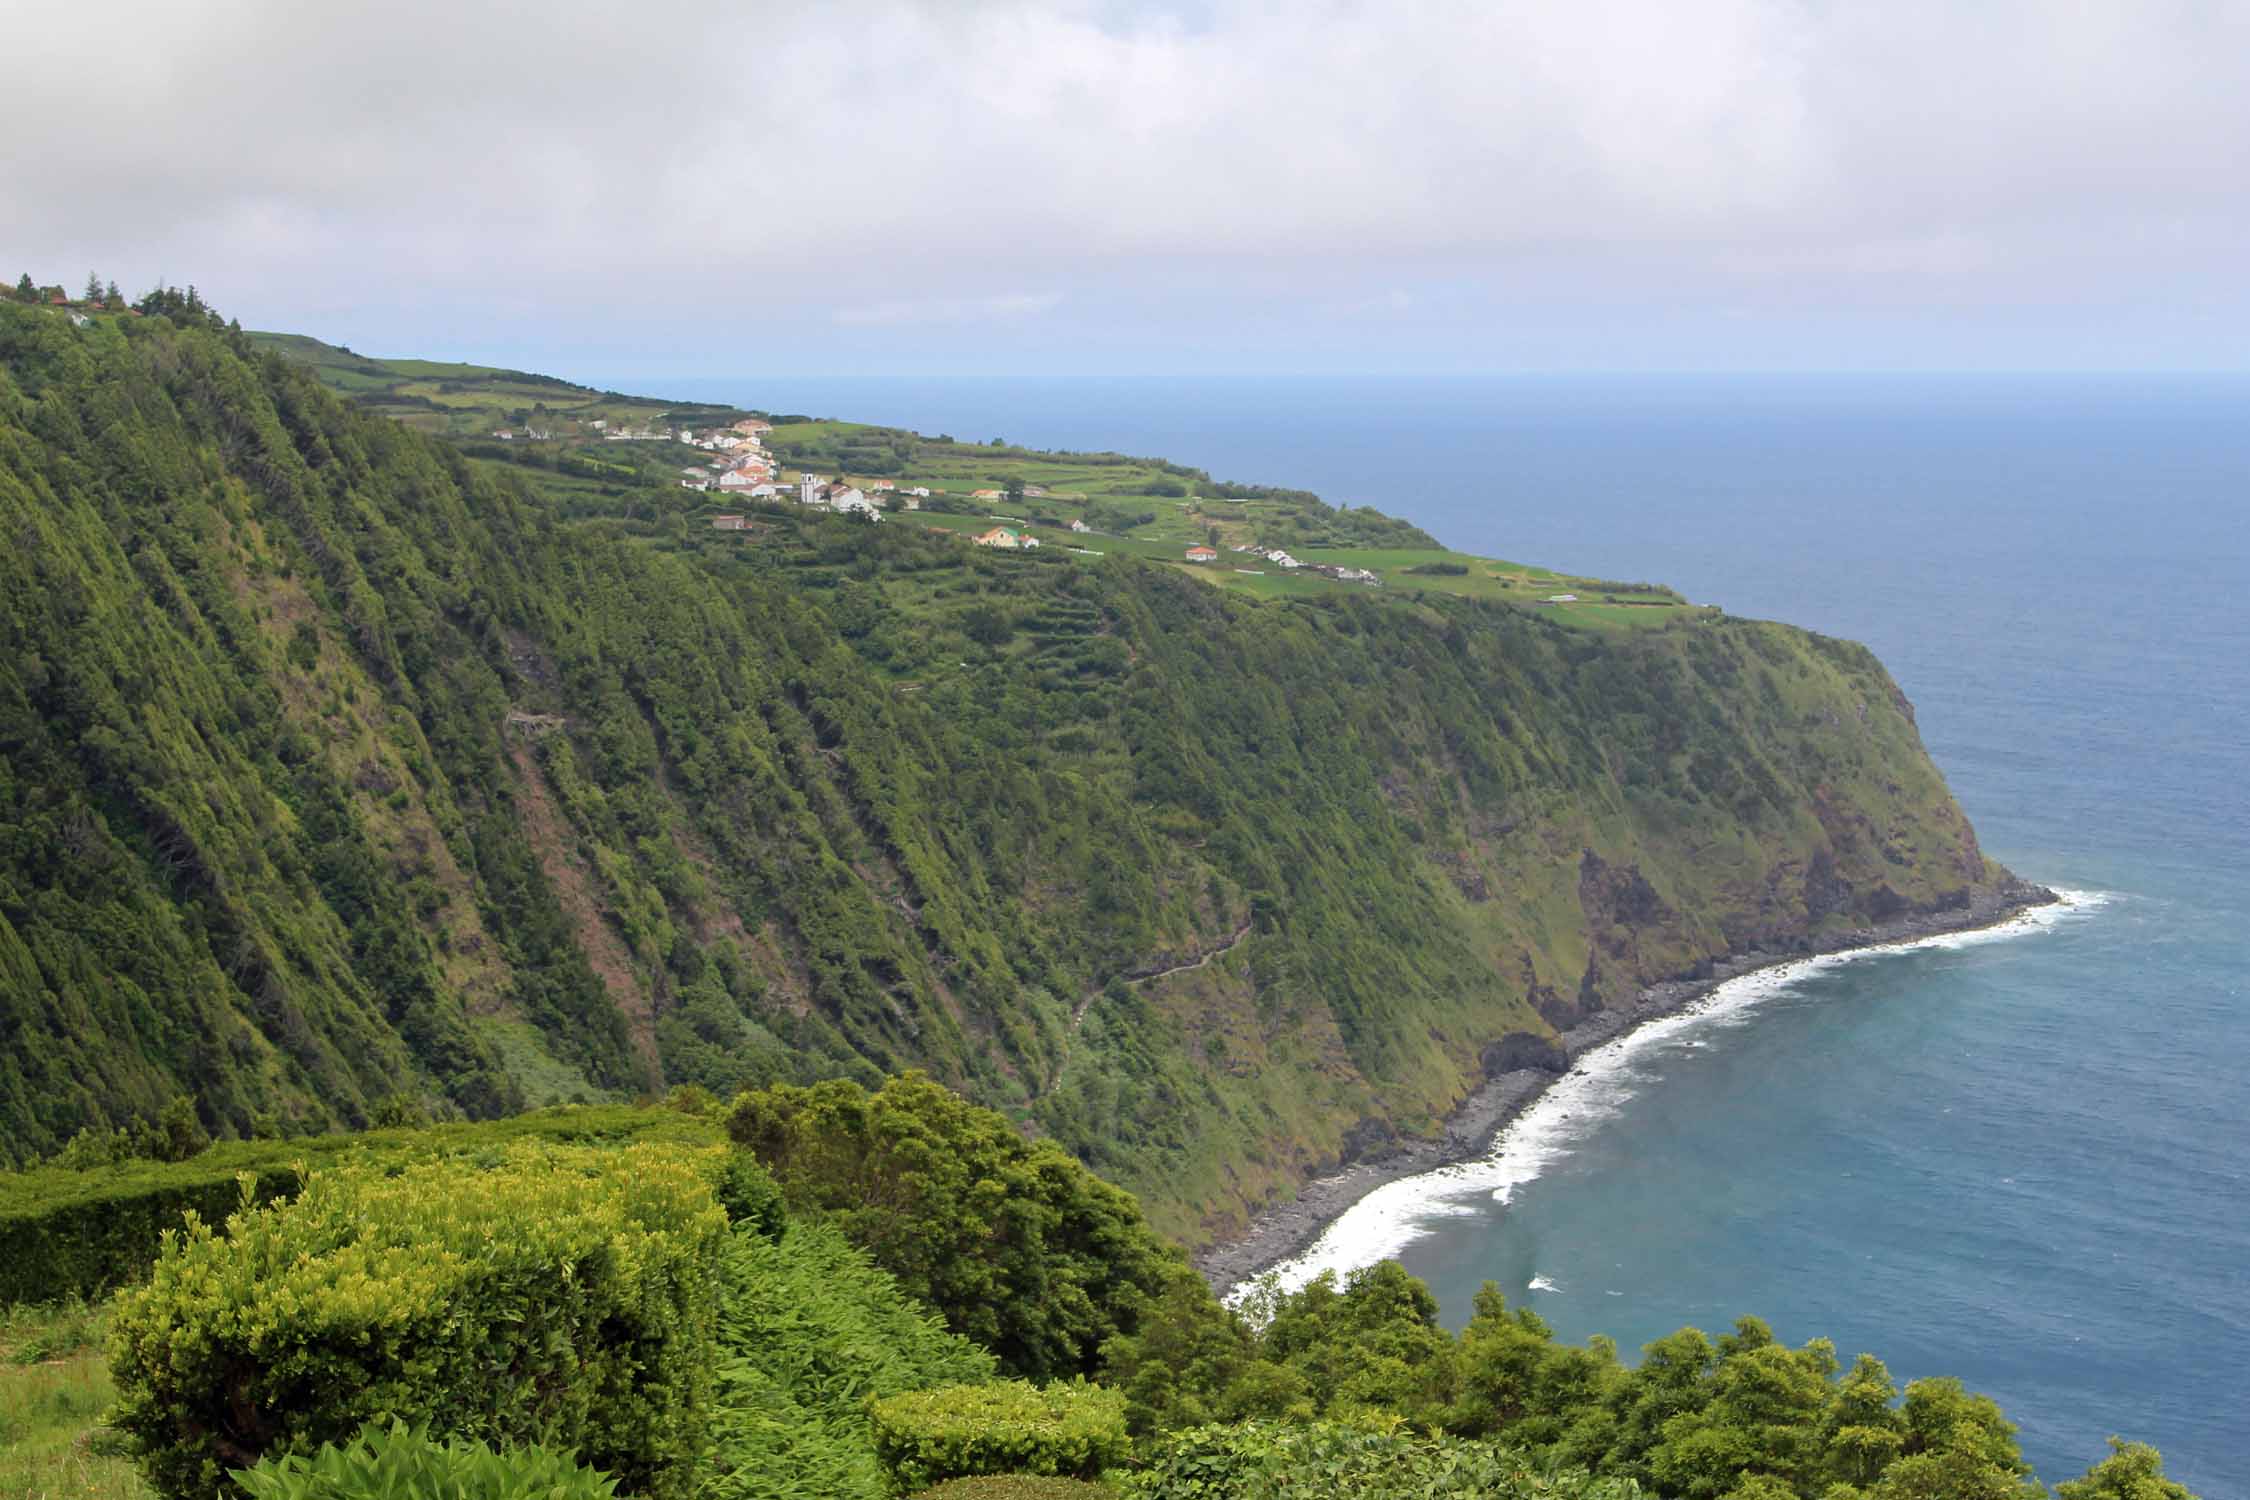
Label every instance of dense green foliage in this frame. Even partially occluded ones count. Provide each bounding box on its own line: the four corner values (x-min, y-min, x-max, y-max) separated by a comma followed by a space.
1110, 1266, 2080, 1500
1123, 1420, 1639, 1500
909, 1481, 1115, 1500
0, 299, 2021, 1245
0, 1104, 724, 1304
107, 1142, 728, 1500
870, 1383, 1130, 1495
230, 1422, 620, 1500
729, 1074, 1180, 1380
703, 1220, 996, 1500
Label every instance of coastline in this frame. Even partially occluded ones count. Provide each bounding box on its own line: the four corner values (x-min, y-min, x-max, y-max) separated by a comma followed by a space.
1193, 877, 2060, 1293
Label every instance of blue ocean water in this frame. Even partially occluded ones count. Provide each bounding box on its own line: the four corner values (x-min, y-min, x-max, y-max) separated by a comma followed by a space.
667, 374, 2250, 1494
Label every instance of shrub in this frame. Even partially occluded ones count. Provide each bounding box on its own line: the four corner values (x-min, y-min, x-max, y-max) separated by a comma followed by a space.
1121, 1420, 1635, 1500
108, 1141, 729, 1500
704, 1221, 995, 1500
910, 1480, 1114, 1500
0, 1154, 304, 1307
0, 1104, 723, 1305
728, 1076, 1181, 1381
869, 1383, 1128, 1495
231, 1420, 618, 1500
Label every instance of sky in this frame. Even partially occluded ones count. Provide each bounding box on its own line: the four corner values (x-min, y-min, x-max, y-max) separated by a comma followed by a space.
5, 0, 2248, 376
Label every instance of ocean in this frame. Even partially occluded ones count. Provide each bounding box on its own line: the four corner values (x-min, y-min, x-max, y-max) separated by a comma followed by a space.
665, 373, 2250, 1495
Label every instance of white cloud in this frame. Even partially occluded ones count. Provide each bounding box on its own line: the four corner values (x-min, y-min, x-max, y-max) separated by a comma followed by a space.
4, 0, 2245, 368
835, 292, 1064, 326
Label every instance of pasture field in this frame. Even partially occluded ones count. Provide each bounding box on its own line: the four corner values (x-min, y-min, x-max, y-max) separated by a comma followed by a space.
0, 1300, 147, 1500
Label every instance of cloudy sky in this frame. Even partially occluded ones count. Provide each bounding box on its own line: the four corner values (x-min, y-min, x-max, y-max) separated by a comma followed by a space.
5, 1, 2247, 376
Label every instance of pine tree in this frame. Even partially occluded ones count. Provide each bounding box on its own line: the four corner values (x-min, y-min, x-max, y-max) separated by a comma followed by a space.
106, 279, 122, 305
14, 272, 32, 301
84, 271, 103, 303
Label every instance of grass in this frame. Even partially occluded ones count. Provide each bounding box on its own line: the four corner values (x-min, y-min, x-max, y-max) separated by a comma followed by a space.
246, 331, 737, 438
258, 332, 1703, 635
0, 1300, 148, 1500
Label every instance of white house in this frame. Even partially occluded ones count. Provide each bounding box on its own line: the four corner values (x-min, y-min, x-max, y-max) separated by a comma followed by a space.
834, 491, 883, 520
717, 469, 764, 492
1069, 519, 1090, 533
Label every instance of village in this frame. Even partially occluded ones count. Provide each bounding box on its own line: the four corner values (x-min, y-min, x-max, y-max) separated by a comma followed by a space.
685, 417, 1383, 586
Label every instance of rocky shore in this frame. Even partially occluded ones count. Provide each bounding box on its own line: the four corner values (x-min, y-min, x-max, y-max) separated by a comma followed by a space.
1193, 877, 2058, 1293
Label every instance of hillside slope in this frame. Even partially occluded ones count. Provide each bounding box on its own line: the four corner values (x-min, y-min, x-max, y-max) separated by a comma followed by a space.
0, 303, 2029, 1241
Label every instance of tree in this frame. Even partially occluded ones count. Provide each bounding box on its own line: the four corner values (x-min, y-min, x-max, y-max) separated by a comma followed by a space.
136, 1096, 210, 1163
106, 279, 121, 305
2054, 1439, 2198, 1500
1003, 476, 1026, 505
12, 273, 31, 301
84, 270, 103, 302
727, 1073, 1183, 1382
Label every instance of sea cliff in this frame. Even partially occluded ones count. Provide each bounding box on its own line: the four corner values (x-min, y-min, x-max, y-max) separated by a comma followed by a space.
0, 301, 2030, 1242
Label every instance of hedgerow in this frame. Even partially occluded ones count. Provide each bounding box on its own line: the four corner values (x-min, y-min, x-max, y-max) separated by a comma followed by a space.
107, 1141, 729, 1500
0, 1104, 726, 1304
869, 1383, 1128, 1495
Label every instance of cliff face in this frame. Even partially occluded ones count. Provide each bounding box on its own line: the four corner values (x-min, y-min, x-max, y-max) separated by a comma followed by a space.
0, 306, 2021, 1239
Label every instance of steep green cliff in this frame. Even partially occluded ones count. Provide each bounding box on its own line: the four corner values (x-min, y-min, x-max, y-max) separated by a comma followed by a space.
0, 304, 2024, 1240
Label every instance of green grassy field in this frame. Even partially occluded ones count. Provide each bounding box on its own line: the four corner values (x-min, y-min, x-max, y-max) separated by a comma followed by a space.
254, 334, 1697, 632
0, 1300, 146, 1500
246, 331, 738, 438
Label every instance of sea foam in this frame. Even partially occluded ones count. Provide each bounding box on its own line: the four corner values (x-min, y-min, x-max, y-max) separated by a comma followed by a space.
1228, 889, 2107, 1305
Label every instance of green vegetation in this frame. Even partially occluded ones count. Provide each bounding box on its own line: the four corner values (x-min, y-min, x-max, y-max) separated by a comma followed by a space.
910, 1481, 1116, 1500
0, 1296, 149, 1500
0, 287, 2199, 1499
239, 331, 737, 443
728, 1075, 1179, 1380
870, 1383, 1130, 1495
107, 1142, 728, 1500
0, 1104, 724, 1304
704, 1220, 996, 1500
230, 1423, 621, 1500
0, 1074, 2200, 1500
1122, 1420, 1641, 1500
2, 298, 2022, 1251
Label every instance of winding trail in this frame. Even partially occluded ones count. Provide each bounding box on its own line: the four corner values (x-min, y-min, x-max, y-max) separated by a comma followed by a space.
1045, 921, 1255, 1098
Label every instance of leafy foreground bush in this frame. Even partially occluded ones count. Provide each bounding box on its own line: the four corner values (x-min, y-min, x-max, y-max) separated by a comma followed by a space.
1122, 1420, 1640, 1500
870, 1383, 1129, 1495
108, 1141, 728, 1500
231, 1421, 618, 1500
910, 1480, 1115, 1500
704, 1220, 996, 1500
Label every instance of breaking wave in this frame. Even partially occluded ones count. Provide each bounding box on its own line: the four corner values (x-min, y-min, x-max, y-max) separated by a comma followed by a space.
1228, 890, 2107, 1305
